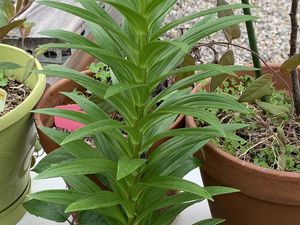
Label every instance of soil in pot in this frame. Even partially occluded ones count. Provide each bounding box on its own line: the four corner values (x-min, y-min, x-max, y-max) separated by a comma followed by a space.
204, 74, 300, 172
0, 79, 31, 117
187, 65, 300, 225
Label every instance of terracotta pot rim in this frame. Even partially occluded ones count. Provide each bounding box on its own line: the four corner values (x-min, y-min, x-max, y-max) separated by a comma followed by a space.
187, 63, 300, 179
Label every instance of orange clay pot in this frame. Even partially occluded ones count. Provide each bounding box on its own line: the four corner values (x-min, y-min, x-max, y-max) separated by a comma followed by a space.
186, 64, 300, 225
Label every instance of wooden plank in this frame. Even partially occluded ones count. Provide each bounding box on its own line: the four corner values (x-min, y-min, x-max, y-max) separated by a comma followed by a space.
15, 0, 85, 37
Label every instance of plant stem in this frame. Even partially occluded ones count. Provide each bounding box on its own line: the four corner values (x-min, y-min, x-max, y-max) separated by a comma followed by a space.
289, 0, 300, 116
241, 0, 262, 79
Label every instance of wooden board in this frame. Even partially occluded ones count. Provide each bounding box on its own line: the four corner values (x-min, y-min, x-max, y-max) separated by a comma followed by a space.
12, 0, 85, 37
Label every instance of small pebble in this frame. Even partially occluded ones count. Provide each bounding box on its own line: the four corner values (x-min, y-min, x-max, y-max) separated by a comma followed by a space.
164, 0, 295, 64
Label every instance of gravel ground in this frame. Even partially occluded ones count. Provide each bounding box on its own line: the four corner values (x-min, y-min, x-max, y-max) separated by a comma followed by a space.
164, 0, 294, 64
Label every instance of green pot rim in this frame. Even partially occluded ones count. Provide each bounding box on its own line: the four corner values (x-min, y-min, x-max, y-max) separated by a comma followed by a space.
0, 44, 46, 131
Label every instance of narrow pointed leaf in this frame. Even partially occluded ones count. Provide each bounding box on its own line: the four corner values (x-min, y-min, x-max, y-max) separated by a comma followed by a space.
217, 0, 241, 42
65, 192, 123, 212
0, 19, 25, 39
36, 159, 117, 179
280, 53, 300, 74
0, 62, 22, 70
238, 74, 273, 102
211, 50, 235, 91
193, 218, 225, 225
141, 176, 212, 200
257, 101, 290, 117
29, 190, 83, 205
23, 199, 70, 223
105, 83, 148, 99
61, 119, 125, 145
175, 54, 196, 82
117, 158, 146, 180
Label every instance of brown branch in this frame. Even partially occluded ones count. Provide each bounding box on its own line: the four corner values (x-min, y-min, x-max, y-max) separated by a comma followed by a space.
289, 0, 299, 57
289, 0, 300, 116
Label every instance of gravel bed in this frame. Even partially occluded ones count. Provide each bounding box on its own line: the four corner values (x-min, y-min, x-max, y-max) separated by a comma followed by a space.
164, 0, 294, 65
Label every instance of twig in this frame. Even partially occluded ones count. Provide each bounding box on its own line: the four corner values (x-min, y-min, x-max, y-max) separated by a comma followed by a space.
238, 135, 275, 159
197, 41, 293, 97
289, 0, 300, 116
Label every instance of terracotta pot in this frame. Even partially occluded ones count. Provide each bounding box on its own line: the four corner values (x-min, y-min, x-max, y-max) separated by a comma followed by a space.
186, 64, 300, 225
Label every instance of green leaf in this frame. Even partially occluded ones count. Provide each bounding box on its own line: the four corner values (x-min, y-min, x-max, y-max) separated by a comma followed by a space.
117, 158, 146, 180
36, 159, 117, 179
143, 124, 247, 148
178, 15, 255, 46
33, 148, 74, 174
211, 50, 235, 91
3, 0, 15, 19
280, 53, 300, 74
0, 19, 25, 39
63, 175, 102, 193
0, 9, 8, 27
140, 176, 212, 200
61, 92, 109, 120
257, 101, 290, 117
205, 186, 239, 196
193, 218, 225, 225
152, 4, 254, 40
175, 54, 196, 82
276, 127, 287, 147
78, 211, 108, 225
36, 126, 104, 159
238, 74, 273, 102
39, 30, 100, 48
0, 62, 22, 70
33, 108, 94, 125
149, 202, 195, 225
136, 192, 203, 224
29, 190, 83, 205
38, 0, 135, 49
41, 44, 139, 83
23, 199, 70, 223
148, 65, 250, 108
61, 119, 125, 145
217, 0, 241, 42
104, 83, 148, 99
104, 0, 147, 34
145, 137, 208, 177
65, 192, 123, 212
155, 107, 224, 137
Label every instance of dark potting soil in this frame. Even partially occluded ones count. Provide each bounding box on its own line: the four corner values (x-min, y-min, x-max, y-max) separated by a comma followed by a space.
0, 79, 31, 117
206, 77, 300, 172
216, 107, 300, 170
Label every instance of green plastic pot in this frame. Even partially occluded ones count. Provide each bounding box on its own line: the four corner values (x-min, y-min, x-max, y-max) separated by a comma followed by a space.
0, 44, 46, 225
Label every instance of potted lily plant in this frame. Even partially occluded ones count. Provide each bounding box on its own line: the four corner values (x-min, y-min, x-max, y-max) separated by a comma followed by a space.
0, 1, 46, 225
187, 0, 300, 224
24, 1, 256, 224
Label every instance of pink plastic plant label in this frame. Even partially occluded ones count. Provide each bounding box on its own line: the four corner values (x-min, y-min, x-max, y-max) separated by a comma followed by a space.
54, 104, 84, 132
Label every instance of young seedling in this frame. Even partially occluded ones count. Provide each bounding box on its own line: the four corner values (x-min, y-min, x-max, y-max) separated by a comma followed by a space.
0, 61, 22, 112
